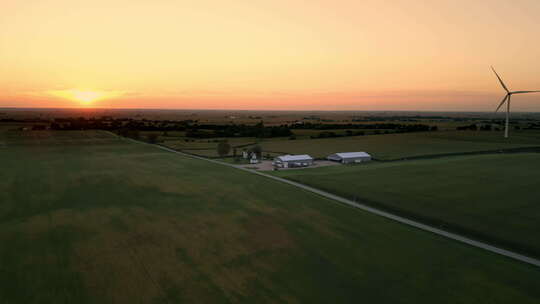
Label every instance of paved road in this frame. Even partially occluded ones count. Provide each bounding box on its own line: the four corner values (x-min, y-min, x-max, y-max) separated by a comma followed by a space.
118, 135, 540, 268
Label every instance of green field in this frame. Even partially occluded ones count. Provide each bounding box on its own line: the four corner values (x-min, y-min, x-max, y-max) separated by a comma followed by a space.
273, 153, 540, 257
1, 130, 540, 303
161, 137, 259, 158
257, 130, 540, 159
291, 129, 392, 138
155, 129, 540, 160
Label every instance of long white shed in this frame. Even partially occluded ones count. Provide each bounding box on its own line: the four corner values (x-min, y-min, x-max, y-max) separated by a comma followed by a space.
273, 154, 314, 168
327, 152, 371, 163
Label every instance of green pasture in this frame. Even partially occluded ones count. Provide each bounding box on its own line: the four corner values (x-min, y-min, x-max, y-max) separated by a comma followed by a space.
273, 153, 540, 257
162, 137, 257, 152
0, 130, 539, 303
159, 127, 540, 160
258, 130, 540, 159
291, 129, 394, 138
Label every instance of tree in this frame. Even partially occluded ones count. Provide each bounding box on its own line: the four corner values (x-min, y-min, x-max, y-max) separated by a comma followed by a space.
217, 140, 231, 157
127, 129, 140, 140
147, 133, 158, 143
250, 145, 262, 159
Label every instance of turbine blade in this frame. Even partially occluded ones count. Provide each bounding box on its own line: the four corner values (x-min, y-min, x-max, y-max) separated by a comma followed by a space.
491, 66, 509, 92
495, 94, 508, 112
511, 90, 540, 94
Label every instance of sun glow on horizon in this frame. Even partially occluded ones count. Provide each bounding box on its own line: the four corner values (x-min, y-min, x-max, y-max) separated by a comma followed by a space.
49, 89, 122, 105
74, 91, 100, 103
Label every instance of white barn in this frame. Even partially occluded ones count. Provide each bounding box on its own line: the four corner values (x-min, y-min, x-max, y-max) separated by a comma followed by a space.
327, 152, 371, 164
273, 154, 314, 168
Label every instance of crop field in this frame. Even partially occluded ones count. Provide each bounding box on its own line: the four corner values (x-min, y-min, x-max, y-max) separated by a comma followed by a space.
273, 153, 540, 257
162, 137, 259, 158
140, 130, 187, 138
0, 129, 120, 146
1, 130, 540, 303
257, 130, 540, 159
291, 129, 393, 138
175, 137, 257, 149
160, 130, 540, 159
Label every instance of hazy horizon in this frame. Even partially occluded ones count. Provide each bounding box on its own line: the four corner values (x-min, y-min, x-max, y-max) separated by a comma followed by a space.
3, 106, 540, 116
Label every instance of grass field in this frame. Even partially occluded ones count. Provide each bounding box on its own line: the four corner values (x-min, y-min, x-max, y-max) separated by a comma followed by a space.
257, 130, 540, 159
152, 129, 540, 160
291, 129, 393, 138
1, 130, 540, 303
161, 137, 259, 157
273, 153, 540, 257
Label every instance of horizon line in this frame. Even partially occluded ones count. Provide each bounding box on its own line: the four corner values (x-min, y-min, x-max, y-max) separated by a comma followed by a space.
1, 106, 540, 114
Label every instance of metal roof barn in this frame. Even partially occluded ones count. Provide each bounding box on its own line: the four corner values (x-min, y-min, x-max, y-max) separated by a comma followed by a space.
274, 154, 314, 168
327, 152, 371, 163
276, 154, 313, 162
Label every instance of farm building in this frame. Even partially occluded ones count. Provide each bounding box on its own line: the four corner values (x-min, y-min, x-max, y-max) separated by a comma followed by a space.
250, 153, 259, 164
273, 154, 314, 168
327, 152, 371, 163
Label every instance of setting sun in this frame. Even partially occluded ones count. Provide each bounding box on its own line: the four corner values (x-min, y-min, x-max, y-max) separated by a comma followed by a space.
72, 90, 101, 103
49, 89, 122, 106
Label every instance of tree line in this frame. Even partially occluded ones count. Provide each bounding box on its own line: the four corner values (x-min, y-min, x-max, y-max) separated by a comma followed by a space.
49, 118, 291, 138
186, 122, 292, 138
45, 117, 441, 139
293, 122, 437, 132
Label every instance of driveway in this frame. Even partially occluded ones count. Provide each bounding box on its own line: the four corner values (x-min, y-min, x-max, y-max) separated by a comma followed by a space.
235, 160, 341, 171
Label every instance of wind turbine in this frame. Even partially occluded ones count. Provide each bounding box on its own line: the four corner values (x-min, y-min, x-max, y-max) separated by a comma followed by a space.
491, 66, 540, 138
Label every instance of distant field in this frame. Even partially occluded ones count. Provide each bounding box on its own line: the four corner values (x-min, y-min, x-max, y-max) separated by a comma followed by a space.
291, 128, 395, 138
3, 108, 540, 124
273, 153, 540, 257
1, 130, 539, 303
162, 137, 259, 157
258, 130, 540, 159
1, 129, 121, 146
140, 130, 186, 138
161, 130, 540, 159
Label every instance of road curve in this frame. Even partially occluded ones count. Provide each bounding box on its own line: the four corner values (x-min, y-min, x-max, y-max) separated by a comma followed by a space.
118, 135, 540, 268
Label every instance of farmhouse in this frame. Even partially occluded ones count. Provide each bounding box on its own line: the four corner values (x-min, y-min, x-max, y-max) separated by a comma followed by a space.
327, 152, 371, 163
250, 153, 259, 164
273, 154, 314, 168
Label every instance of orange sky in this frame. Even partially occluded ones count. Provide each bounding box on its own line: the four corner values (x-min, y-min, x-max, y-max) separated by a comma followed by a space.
1, 0, 540, 111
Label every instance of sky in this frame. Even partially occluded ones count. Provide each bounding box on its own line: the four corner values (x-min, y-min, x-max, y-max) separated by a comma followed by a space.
1, 0, 540, 111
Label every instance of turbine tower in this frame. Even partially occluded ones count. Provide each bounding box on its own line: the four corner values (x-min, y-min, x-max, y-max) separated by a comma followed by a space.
491, 66, 540, 138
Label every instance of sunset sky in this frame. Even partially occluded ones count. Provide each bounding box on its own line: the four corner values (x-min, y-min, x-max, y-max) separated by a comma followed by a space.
1, 0, 540, 111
